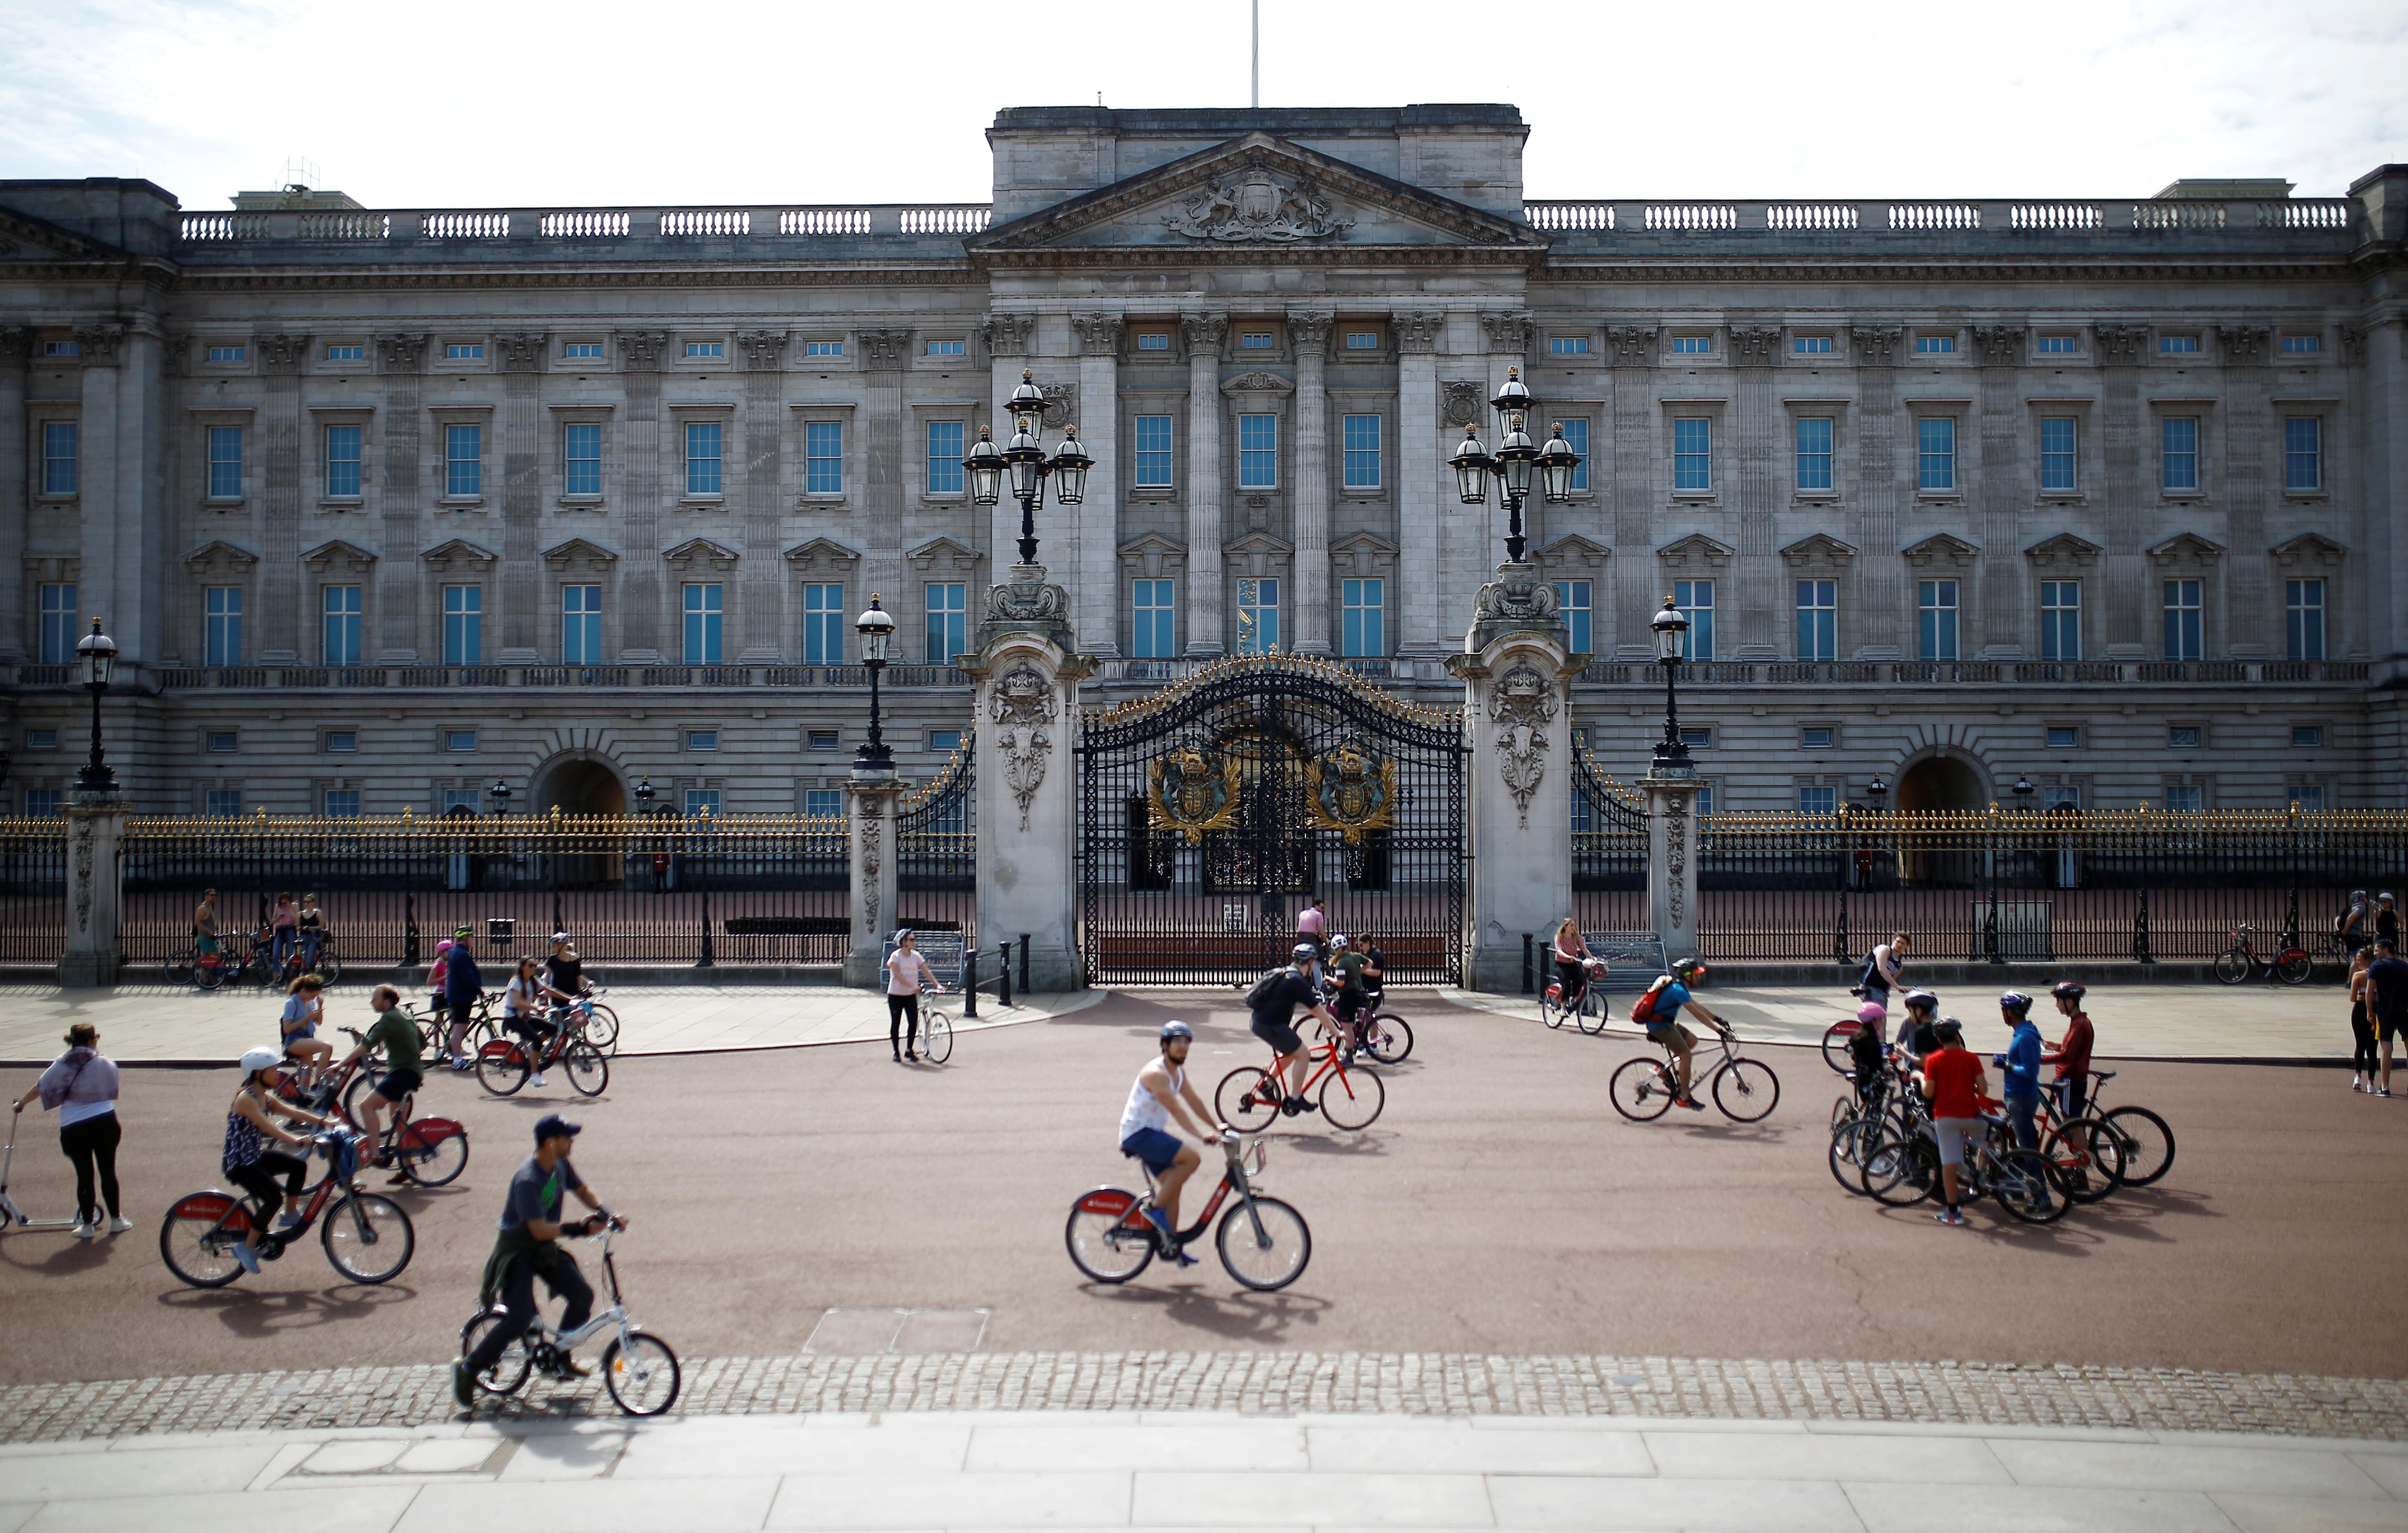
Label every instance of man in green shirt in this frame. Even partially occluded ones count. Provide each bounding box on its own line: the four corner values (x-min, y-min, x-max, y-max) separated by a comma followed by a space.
1328, 935, 1373, 1060
338, 985, 424, 1178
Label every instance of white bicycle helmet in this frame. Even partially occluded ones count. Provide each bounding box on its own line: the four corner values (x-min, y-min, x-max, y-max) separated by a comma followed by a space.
1329, 933, 1350, 952
237, 1044, 283, 1078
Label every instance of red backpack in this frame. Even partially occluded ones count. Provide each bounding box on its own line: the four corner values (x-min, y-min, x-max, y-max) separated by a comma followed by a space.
1628, 978, 1674, 1027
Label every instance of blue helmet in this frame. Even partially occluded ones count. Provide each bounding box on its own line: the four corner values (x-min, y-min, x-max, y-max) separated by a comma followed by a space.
1999, 990, 2034, 1015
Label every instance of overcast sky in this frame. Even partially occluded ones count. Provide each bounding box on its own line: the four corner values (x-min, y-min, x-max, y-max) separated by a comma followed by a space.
3, 0, 2401, 210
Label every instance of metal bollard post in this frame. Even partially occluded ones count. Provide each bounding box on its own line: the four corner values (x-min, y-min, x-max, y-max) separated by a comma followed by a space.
1523, 933, 1534, 994
999, 944, 1013, 1008
1019, 934, 1030, 994
965, 949, 981, 1018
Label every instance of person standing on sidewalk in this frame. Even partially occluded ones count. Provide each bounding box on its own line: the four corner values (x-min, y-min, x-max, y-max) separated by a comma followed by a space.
2378, 893, 2400, 953
1857, 931, 1910, 1006
886, 930, 941, 1063
2368, 938, 2408, 1099
269, 892, 301, 977
442, 932, 484, 1073
193, 888, 221, 968
2348, 949, 2380, 1093
13, 1023, 127, 1239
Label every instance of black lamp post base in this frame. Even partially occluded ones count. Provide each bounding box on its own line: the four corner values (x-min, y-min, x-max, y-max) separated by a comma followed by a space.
851, 744, 896, 779
1647, 744, 1697, 780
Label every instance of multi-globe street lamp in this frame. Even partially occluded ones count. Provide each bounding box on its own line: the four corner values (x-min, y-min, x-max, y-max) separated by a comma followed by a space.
73, 618, 118, 795
853, 594, 897, 776
1446, 366, 1581, 564
964, 368, 1092, 565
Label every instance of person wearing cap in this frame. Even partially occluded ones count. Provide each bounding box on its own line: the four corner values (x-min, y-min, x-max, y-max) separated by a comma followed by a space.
15, 1022, 127, 1239
1118, 1020, 1225, 1265
1918, 1019, 1986, 1227
455, 1114, 619, 1407
885, 930, 943, 1063
1991, 991, 2045, 1151
2041, 981, 2094, 1120
440, 930, 483, 1072
1251, 944, 1342, 1114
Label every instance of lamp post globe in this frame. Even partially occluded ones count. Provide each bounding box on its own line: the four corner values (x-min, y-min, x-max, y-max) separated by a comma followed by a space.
1046, 425, 1093, 507
1448, 426, 1493, 505
634, 777, 655, 815
1449, 367, 1580, 566
962, 425, 1006, 508
73, 617, 119, 795
1648, 598, 1694, 776
2012, 773, 2037, 810
853, 593, 898, 776
1866, 773, 1890, 807
488, 778, 511, 817
1006, 367, 1048, 434
1537, 421, 1580, 505
1488, 364, 1536, 423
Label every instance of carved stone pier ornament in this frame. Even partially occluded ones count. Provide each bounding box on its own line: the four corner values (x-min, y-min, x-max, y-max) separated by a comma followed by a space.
1162, 160, 1354, 242
980, 562, 1071, 649
1488, 661, 1558, 829
990, 661, 1058, 831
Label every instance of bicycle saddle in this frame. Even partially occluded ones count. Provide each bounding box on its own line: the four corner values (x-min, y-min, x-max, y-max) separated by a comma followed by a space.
2090, 1069, 2117, 1082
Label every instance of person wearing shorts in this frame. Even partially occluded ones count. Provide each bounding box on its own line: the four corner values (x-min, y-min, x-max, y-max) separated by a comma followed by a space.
1634, 958, 1720, 1110
1117, 1020, 1224, 1264
1251, 945, 1341, 1112
1919, 1020, 1987, 1227
2368, 937, 2408, 1098
338, 985, 425, 1183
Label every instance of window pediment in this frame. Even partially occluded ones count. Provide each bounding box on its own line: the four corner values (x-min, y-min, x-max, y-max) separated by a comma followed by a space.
2023, 533, 2102, 569
2147, 532, 2224, 568
183, 539, 260, 573
301, 538, 378, 576
661, 536, 740, 573
1778, 533, 1857, 571
1902, 533, 1980, 570
2270, 532, 2345, 568
905, 536, 982, 577
1117, 533, 1188, 580
541, 537, 619, 575
783, 536, 861, 575
1656, 533, 1735, 572
419, 537, 498, 571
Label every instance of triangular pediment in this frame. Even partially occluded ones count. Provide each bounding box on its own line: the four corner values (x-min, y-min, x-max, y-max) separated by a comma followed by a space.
971, 133, 1545, 258
1902, 533, 1981, 568
1656, 533, 1736, 567
782, 536, 861, 566
661, 536, 740, 569
2270, 531, 2347, 566
1331, 531, 1401, 556
1117, 532, 1187, 558
1778, 533, 1857, 567
0, 205, 120, 263
301, 538, 378, 572
2022, 532, 2103, 566
904, 536, 982, 573
1226, 532, 1295, 555
541, 537, 619, 571
183, 539, 259, 568
419, 537, 498, 566
2147, 532, 2225, 565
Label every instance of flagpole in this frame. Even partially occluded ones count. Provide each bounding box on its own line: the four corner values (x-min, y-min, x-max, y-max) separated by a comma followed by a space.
1251, 0, 1259, 108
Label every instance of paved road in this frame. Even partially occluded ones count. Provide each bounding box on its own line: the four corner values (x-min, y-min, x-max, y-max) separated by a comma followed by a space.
0, 990, 2398, 1391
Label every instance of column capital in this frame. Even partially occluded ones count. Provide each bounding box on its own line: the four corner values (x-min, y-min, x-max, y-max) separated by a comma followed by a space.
1179, 311, 1229, 354
1392, 312, 1445, 354
857, 327, 912, 366
1073, 312, 1125, 356
72, 323, 127, 367
2091, 323, 2149, 364
1849, 325, 1903, 367
0, 325, 31, 368
2216, 324, 2271, 366
983, 312, 1036, 357
1480, 311, 1534, 356
736, 328, 790, 371
615, 330, 671, 372
1970, 325, 2024, 366
1286, 310, 1335, 358
493, 332, 547, 374
1727, 325, 1781, 366
375, 332, 429, 372
1605, 325, 1658, 367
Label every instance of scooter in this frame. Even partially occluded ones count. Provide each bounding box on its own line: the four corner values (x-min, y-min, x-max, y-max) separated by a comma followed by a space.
0, 1106, 84, 1233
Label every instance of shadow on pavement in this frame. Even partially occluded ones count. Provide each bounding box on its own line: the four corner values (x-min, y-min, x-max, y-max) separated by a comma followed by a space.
158, 1279, 420, 1335
1074, 1281, 1332, 1342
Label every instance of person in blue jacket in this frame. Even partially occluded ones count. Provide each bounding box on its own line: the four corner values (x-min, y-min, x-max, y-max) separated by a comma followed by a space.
1991, 990, 2045, 1151
441, 930, 485, 1072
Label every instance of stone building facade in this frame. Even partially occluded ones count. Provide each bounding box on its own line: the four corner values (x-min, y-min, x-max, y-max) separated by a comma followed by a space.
2, 105, 2403, 820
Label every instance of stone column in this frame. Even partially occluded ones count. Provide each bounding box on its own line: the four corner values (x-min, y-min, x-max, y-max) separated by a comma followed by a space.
249, 332, 309, 662
1288, 311, 1334, 654
1073, 313, 1124, 656
73, 325, 125, 659
495, 332, 545, 660
1607, 326, 1660, 658
1394, 311, 1445, 656
616, 331, 669, 661
0, 327, 29, 661
2094, 324, 2150, 656
737, 329, 789, 661
1729, 325, 1781, 658
2359, 315, 2407, 688
1974, 327, 2024, 657
1449, 564, 1578, 991
843, 770, 903, 987
1181, 312, 1228, 655
2218, 325, 2274, 657
963, 565, 1089, 991
860, 327, 911, 628
1640, 773, 1700, 960
1849, 326, 1905, 658
59, 791, 126, 987
374, 333, 428, 661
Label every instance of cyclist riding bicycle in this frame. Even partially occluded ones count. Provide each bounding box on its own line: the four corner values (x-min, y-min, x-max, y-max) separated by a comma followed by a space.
502, 956, 574, 1089
224, 1044, 340, 1273
1326, 935, 1375, 1060
337, 984, 426, 1184
455, 1113, 621, 1407
1249, 943, 1343, 1115
541, 932, 590, 1028
1117, 1020, 1227, 1266
1629, 958, 1724, 1111
1551, 918, 1601, 1014
278, 973, 334, 1087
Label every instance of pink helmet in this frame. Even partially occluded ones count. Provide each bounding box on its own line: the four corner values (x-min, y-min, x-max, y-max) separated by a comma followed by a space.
1856, 1000, 1888, 1025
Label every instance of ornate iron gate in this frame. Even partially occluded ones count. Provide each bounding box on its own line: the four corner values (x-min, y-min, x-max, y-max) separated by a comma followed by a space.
898, 739, 975, 941
1079, 656, 1467, 984
1570, 733, 1649, 934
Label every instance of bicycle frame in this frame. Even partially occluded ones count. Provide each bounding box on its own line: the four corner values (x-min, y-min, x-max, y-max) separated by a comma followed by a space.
488, 1229, 641, 1360
1080, 1135, 1274, 1250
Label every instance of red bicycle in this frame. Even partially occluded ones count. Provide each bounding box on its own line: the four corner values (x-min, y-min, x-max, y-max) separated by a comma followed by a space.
159, 1132, 415, 1288
1064, 1129, 1311, 1291
1215, 1031, 1384, 1131
2213, 924, 2312, 985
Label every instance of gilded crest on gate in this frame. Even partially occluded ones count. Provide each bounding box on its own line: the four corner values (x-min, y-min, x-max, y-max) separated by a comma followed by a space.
1148, 743, 1243, 845
1305, 742, 1397, 845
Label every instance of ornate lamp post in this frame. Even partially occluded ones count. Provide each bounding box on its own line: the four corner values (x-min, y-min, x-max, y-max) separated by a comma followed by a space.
1447, 367, 1581, 563
968, 369, 1091, 566
73, 618, 118, 795
853, 593, 897, 776
2011, 773, 2036, 809
634, 777, 655, 816
487, 777, 511, 818
1647, 598, 1694, 777
1865, 773, 1890, 811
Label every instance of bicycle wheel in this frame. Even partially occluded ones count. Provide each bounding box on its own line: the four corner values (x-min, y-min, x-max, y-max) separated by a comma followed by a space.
196, 957, 227, 991
1317, 1065, 1385, 1130
2275, 949, 2313, 985
401, 1122, 469, 1188
580, 1003, 621, 1055
1861, 1132, 1938, 1207
1540, 994, 1566, 1029
159, 1192, 250, 1288
1712, 1057, 1781, 1122
338, 1070, 379, 1131
1821, 1022, 1860, 1076
1215, 1067, 1280, 1133
1363, 1013, 1414, 1064
315, 950, 344, 987
601, 1331, 681, 1416
1990, 1148, 2072, 1224
1216, 1195, 1312, 1292
1827, 1119, 1871, 1195
2212, 949, 2249, 985
1608, 1057, 1677, 1121
921, 1008, 954, 1064
460, 1309, 531, 1396
562, 1039, 610, 1098
1575, 999, 1608, 1037
321, 1191, 413, 1283
2041, 1116, 2124, 1204
476, 1039, 530, 1097
2102, 1105, 2176, 1186
1064, 1190, 1157, 1283
163, 950, 194, 986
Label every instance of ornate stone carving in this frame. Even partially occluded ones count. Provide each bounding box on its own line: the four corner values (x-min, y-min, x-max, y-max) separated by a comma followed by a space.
982, 313, 1035, 358
1161, 162, 1354, 242
857, 328, 912, 366
252, 333, 311, 373
1656, 533, 1736, 573
1727, 326, 1781, 365
989, 661, 1057, 831
979, 562, 1073, 649
73, 324, 125, 366
2146, 532, 2224, 568
1664, 790, 1688, 930
1392, 312, 1444, 354
661, 536, 740, 573
0, 326, 31, 367
856, 801, 882, 935
1220, 371, 1293, 395
375, 333, 429, 372
541, 537, 620, 574
1849, 325, 1902, 366
493, 332, 546, 373
1778, 533, 1858, 571
164, 335, 191, 375
616, 330, 670, 372
70, 813, 94, 936
1442, 381, 1484, 426
1970, 325, 2023, 365
2270, 532, 2345, 569
2092, 324, 2149, 364
736, 329, 789, 370
300, 538, 378, 575
1179, 312, 1229, 355
1488, 661, 1557, 829
1148, 743, 1243, 844
1073, 313, 1125, 356
1038, 382, 1076, 426
1903, 532, 1980, 571
1605, 326, 1658, 366
1475, 564, 1562, 625
420, 537, 500, 572
2340, 325, 2367, 366
2217, 325, 2269, 365
1481, 312, 1533, 356
1285, 310, 1333, 357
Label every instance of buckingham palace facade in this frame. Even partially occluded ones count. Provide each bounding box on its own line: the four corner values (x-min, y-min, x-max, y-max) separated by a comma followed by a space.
2, 104, 2403, 821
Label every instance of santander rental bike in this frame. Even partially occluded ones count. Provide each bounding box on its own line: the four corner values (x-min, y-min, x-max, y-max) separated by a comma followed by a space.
1064, 1128, 1311, 1291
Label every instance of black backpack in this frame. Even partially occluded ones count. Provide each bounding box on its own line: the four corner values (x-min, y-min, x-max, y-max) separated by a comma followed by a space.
1243, 968, 1287, 1010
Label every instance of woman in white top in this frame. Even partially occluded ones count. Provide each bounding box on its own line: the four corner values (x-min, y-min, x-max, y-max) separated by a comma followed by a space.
15, 1023, 128, 1239
886, 929, 943, 1064
502, 955, 573, 1088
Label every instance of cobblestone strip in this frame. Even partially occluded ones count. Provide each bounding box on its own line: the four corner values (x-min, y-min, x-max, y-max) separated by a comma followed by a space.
3, 1353, 2401, 1444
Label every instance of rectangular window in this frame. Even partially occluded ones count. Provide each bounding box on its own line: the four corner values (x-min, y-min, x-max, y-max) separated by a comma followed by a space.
25, 729, 56, 749
803, 583, 844, 665
804, 341, 843, 358
2291, 725, 2325, 748
2161, 579, 2203, 661
42, 423, 77, 495
1236, 577, 1281, 655
1560, 417, 1589, 492
42, 339, 79, 358
1341, 577, 1385, 657
1136, 332, 1172, 352
928, 730, 964, 755
207, 731, 238, 753
1672, 417, 1711, 491
686, 729, 719, 750
562, 342, 603, 360
324, 790, 361, 817
2283, 417, 2322, 491
1550, 335, 1591, 355
807, 730, 840, 751
1917, 579, 1959, 662
684, 789, 720, 816
1914, 335, 1956, 354
1341, 414, 1381, 490
1555, 580, 1592, 654
805, 789, 843, 817
325, 425, 362, 497
1801, 726, 1835, 748
1673, 579, 1714, 661
2159, 334, 2200, 354
25, 790, 62, 818
1669, 336, 1711, 354
444, 423, 482, 496
442, 584, 482, 666
1132, 415, 1174, 489
1917, 417, 1956, 491
2163, 783, 2203, 812
562, 584, 602, 663
207, 345, 246, 363
446, 730, 477, 752
322, 584, 362, 666
804, 421, 843, 494
925, 339, 965, 357
2167, 726, 2202, 749
206, 789, 243, 816
554, 422, 602, 497
683, 341, 723, 358
2161, 417, 2199, 491
38, 583, 75, 664
1238, 413, 1278, 489
1131, 579, 1177, 659
1794, 417, 1832, 491
682, 583, 723, 664
2286, 579, 2325, 661
444, 343, 483, 361
324, 731, 357, 753
2040, 580, 2082, 662
925, 583, 967, 664
1799, 785, 1837, 815
2039, 417, 2077, 492
1796, 579, 1836, 662
326, 344, 365, 362
206, 426, 243, 498
1694, 783, 1714, 818
2281, 334, 2322, 354
441, 789, 480, 815
1793, 336, 1834, 355
2035, 335, 2079, 355
2290, 783, 2326, 812
204, 586, 244, 667
1681, 728, 1712, 749
684, 422, 723, 495
2047, 726, 2082, 749
1345, 331, 1379, 351
926, 421, 964, 494
1239, 331, 1276, 350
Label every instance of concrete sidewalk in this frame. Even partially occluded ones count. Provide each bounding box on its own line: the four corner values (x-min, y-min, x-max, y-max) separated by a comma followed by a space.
1440, 983, 2357, 1061
3, 1410, 2401, 1532
0, 985, 1102, 1067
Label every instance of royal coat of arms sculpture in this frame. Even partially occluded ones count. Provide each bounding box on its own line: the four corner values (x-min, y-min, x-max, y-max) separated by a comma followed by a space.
1147, 743, 1244, 845
1304, 742, 1397, 845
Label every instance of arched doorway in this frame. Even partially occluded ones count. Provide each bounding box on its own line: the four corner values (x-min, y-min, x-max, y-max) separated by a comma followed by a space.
529, 757, 628, 891
1894, 753, 1986, 886
533, 758, 626, 817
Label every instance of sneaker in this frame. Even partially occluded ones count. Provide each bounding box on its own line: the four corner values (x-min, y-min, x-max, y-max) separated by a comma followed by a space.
2352, 1078, 2366, 1092
1676, 1094, 1706, 1112
1283, 1095, 1311, 1116
452, 1358, 476, 1408
234, 1241, 261, 1275
2382, 1087, 2394, 1099
1934, 1208, 1967, 1227
529, 1073, 547, 1089
69, 1218, 96, 1240
276, 1211, 304, 1232
1168, 1243, 1200, 1267
108, 1216, 133, 1234
1145, 1208, 1176, 1248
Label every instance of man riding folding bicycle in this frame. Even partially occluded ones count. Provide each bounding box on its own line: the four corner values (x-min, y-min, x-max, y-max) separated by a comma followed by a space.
455, 1114, 621, 1407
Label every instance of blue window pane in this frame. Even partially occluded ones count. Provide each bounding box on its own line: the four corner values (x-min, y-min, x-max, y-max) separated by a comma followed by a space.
2040, 580, 2081, 662
804, 341, 842, 357
2039, 417, 2077, 491
682, 583, 723, 664
1131, 579, 1176, 658
805, 421, 843, 494
926, 421, 964, 494
326, 425, 362, 497
205, 586, 244, 667
1672, 418, 1711, 491
442, 584, 482, 666
1800, 786, 1837, 815
803, 583, 844, 664
924, 583, 967, 664
322, 584, 363, 666
1560, 417, 1589, 492
1670, 336, 1711, 354
2283, 417, 2321, 491
564, 423, 601, 496
42, 423, 77, 495
1133, 415, 1173, 488
2282, 334, 2321, 354
325, 790, 361, 818
2161, 417, 2199, 491
2161, 580, 2202, 662
1549, 336, 1589, 355
39, 583, 76, 663
1137, 333, 1173, 351
562, 584, 602, 663
1795, 417, 1832, 491
1673, 580, 1714, 661
1236, 577, 1280, 655
1793, 336, 1834, 354
1554, 581, 1591, 654
1917, 579, 1959, 661
1341, 414, 1380, 490
1795, 579, 1836, 662
1238, 414, 1278, 489
2036, 336, 2078, 354
1918, 417, 1956, 490
444, 424, 481, 496
561, 342, 602, 359
926, 339, 965, 356
2159, 335, 2199, 354
2286, 579, 2325, 661
1341, 577, 1384, 658
1914, 336, 1955, 354
207, 426, 243, 498
326, 344, 365, 362
684, 422, 722, 495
